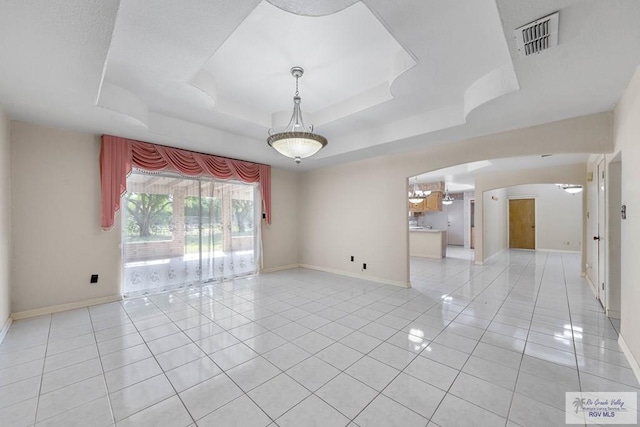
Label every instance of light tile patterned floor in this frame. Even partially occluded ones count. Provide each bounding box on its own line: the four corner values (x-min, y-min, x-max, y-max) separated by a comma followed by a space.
0, 250, 638, 426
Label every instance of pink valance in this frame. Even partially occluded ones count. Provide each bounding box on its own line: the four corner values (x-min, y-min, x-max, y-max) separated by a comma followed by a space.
100, 135, 271, 230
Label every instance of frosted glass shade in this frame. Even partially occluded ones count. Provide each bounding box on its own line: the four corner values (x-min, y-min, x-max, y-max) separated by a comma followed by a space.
267, 131, 327, 160
564, 186, 583, 194
556, 183, 583, 194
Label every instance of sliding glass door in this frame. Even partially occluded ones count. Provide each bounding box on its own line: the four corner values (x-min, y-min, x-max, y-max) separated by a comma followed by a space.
122, 171, 259, 296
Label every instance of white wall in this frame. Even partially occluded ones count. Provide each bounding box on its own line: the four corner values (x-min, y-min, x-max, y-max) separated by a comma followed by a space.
506, 184, 583, 252
611, 66, 640, 371
482, 188, 508, 260
11, 122, 122, 313
301, 114, 611, 286
418, 211, 448, 230
0, 109, 10, 333
418, 201, 465, 245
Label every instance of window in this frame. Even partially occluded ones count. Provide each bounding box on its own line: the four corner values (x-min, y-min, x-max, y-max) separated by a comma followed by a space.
122, 171, 260, 296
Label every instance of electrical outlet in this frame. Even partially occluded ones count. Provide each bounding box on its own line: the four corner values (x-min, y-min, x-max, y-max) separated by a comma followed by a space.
90, 274, 99, 284
350, 256, 354, 262
362, 263, 367, 270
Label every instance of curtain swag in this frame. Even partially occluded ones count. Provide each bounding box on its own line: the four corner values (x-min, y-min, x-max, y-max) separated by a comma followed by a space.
100, 135, 271, 230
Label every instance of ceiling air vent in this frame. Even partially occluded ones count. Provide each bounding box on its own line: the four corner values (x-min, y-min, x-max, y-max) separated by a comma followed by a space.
514, 12, 559, 57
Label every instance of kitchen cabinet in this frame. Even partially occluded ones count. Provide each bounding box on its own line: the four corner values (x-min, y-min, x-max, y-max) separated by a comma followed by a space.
408, 192, 442, 213
425, 192, 442, 211
409, 199, 425, 212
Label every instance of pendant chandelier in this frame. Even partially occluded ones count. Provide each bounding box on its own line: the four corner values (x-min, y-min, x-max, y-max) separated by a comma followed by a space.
556, 183, 583, 194
267, 66, 327, 164
442, 188, 454, 205
409, 178, 431, 204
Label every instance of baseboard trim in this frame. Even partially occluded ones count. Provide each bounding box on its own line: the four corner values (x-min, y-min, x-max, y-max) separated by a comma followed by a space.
618, 334, 640, 386
585, 274, 599, 300
11, 295, 123, 320
607, 309, 621, 320
0, 316, 13, 346
299, 264, 410, 288
536, 248, 581, 254
260, 264, 300, 274
409, 253, 443, 260
481, 247, 508, 264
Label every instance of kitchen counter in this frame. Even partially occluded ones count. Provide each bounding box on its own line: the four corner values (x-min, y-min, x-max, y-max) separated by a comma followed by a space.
409, 229, 447, 258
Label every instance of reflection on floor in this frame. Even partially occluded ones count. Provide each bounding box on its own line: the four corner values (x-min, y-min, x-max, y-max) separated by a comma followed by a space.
444, 245, 474, 261
0, 251, 638, 426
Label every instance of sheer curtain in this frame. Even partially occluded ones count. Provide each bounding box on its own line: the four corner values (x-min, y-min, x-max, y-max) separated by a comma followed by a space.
199, 178, 260, 282
122, 170, 260, 296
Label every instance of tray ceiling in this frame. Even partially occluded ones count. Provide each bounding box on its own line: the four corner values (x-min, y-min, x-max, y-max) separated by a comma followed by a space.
0, 0, 639, 170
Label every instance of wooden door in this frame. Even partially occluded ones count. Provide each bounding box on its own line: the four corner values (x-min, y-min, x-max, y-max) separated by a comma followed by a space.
509, 199, 535, 249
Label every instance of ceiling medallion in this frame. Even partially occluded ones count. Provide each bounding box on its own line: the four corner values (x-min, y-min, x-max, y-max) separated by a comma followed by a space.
267, 66, 328, 164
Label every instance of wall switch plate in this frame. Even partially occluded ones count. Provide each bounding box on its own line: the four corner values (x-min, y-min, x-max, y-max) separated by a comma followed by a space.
90, 274, 99, 284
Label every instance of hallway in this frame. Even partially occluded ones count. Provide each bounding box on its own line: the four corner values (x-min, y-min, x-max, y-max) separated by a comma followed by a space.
0, 251, 637, 426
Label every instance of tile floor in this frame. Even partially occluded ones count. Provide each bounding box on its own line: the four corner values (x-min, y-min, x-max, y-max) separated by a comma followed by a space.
0, 250, 638, 426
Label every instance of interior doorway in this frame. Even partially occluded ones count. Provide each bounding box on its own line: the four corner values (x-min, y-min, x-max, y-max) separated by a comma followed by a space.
447, 200, 464, 245
509, 198, 535, 249
596, 159, 606, 308
470, 200, 475, 249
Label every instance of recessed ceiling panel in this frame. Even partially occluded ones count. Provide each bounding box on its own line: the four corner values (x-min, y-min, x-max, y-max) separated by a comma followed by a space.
203, 1, 416, 127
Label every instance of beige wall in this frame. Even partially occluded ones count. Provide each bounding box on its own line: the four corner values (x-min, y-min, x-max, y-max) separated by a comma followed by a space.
612, 66, 640, 370
3, 113, 615, 309
300, 114, 611, 286
607, 159, 622, 319
0, 110, 10, 331
261, 167, 300, 271
11, 122, 122, 313
482, 188, 508, 260
506, 184, 583, 252
300, 157, 410, 287
9, 122, 301, 313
